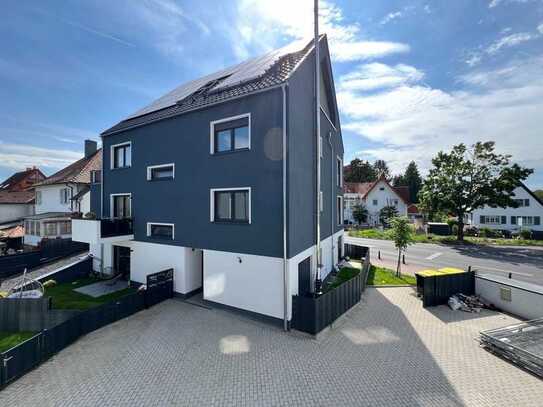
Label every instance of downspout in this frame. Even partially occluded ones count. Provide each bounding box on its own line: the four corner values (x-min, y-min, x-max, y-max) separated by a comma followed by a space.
327, 132, 335, 269
282, 84, 289, 331
314, 0, 322, 291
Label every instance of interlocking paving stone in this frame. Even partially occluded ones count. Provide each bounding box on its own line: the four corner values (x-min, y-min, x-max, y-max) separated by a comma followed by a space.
1, 287, 541, 406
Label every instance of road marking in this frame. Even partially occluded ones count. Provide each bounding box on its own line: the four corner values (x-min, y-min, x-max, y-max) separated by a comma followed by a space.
425, 252, 443, 260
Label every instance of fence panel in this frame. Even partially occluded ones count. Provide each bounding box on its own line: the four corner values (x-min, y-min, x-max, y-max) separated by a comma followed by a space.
146, 269, 174, 308
1, 333, 42, 386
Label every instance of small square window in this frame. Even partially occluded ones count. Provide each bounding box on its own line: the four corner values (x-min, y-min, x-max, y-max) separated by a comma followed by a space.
212, 189, 250, 223
112, 143, 131, 169
211, 115, 250, 154
147, 223, 174, 240
373, 199, 378, 206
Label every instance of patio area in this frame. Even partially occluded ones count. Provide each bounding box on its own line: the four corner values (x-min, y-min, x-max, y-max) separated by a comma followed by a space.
1, 287, 541, 406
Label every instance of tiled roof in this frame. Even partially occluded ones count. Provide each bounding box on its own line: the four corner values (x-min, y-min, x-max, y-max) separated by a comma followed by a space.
102, 38, 317, 136
35, 149, 102, 187
0, 191, 35, 204
344, 177, 412, 204
0, 168, 44, 191
394, 186, 411, 204
0, 225, 24, 239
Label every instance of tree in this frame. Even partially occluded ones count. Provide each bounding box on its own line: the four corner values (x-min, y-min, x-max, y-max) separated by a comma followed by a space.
403, 161, 423, 203
373, 159, 391, 179
419, 141, 533, 241
379, 205, 398, 227
535, 190, 543, 201
392, 174, 406, 187
344, 158, 377, 183
389, 216, 413, 277
352, 203, 368, 225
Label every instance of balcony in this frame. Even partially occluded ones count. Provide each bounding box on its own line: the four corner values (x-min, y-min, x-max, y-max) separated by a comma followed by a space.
72, 218, 134, 244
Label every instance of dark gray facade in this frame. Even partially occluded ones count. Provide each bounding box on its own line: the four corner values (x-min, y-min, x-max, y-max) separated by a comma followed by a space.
100, 37, 343, 259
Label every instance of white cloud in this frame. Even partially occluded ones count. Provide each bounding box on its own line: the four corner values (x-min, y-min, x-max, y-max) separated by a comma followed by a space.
380, 11, 403, 25
486, 32, 535, 54
232, 0, 410, 62
489, 0, 534, 8
338, 63, 424, 91
339, 57, 543, 176
538, 23, 543, 34
0, 142, 82, 173
465, 53, 483, 67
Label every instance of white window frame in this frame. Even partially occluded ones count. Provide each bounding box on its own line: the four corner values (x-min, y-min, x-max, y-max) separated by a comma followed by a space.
337, 195, 343, 225
60, 187, 71, 204
336, 156, 343, 187
35, 190, 42, 205
110, 141, 132, 169
110, 193, 132, 219
484, 215, 501, 225
210, 113, 251, 154
146, 222, 175, 239
147, 163, 175, 181
210, 187, 252, 224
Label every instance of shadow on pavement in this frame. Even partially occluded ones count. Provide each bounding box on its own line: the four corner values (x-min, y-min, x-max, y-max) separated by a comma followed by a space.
448, 244, 543, 269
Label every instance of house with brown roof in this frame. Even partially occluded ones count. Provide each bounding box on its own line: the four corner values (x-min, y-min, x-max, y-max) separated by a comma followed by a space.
344, 175, 411, 225
0, 190, 35, 225
24, 140, 102, 246
0, 167, 45, 192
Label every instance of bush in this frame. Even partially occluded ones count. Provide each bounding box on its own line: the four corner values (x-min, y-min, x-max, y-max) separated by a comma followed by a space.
479, 227, 501, 238
451, 224, 459, 236
42, 279, 57, 288
519, 229, 532, 240
84, 212, 97, 220
464, 227, 478, 237
446, 218, 459, 229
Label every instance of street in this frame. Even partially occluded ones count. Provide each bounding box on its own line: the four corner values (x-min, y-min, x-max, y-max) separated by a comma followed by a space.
346, 236, 543, 286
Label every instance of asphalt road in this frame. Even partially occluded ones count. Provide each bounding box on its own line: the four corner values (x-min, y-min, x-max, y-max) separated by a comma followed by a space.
345, 236, 543, 286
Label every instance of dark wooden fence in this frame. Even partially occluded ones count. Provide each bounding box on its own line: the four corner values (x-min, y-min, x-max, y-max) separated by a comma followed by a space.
292, 249, 370, 335
0, 269, 173, 388
0, 239, 88, 280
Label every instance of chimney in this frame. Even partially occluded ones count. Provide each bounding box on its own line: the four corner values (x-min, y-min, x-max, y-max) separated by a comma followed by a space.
85, 140, 97, 158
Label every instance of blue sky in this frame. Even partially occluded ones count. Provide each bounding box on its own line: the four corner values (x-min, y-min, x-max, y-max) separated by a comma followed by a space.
1, 0, 542, 189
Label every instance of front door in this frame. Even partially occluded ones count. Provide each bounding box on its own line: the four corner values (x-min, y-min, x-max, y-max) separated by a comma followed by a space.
113, 245, 131, 279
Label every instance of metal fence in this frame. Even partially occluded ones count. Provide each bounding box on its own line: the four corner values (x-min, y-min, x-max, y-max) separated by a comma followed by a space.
0, 238, 89, 280
292, 249, 370, 335
0, 272, 173, 388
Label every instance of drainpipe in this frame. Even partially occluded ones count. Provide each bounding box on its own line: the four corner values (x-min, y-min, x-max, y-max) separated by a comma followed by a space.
282, 84, 289, 331
314, 0, 322, 292
327, 132, 335, 269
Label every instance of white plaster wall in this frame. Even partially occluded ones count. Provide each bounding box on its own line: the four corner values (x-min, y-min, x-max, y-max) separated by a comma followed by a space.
365, 181, 408, 225
0, 204, 33, 223
476, 274, 543, 320
469, 186, 543, 231
184, 248, 203, 294
203, 249, 284, 319
89, 243, 102, 272
80, 192, 90, 214
72, 219, 100, 244
35, 184, 74, 214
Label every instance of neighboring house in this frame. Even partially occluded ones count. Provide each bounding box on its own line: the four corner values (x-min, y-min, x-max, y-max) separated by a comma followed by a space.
344, 176, 410, 225
467, 183, 543, 232
0, 191, 35, 225
24, 141, 102, 246
73, 35, 344, 325
0, 167, 45, 192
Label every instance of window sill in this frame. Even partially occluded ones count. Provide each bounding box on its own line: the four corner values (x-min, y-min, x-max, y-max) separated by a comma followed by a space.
211, 148, 250, 156
111, 166, 131, 171
212, 221, 251, 225
147, 236, 174, 240
147, 177, 174, 182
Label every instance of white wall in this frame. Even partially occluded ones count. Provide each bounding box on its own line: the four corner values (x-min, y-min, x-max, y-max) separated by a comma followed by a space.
0, 204, 34, 223
80, 191, 90, 214
35, 184, 75, 214
365, 180, 408, 225
469, 186, 543, 231
476, 274, 543, 320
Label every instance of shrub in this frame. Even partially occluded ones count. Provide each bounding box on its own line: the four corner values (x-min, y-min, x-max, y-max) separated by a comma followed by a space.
446, 218, 459, 229
84, 212, 97, 220
479, 227, 500, 238
42, 279, 57, 288
519, 229, 532, 240
451, 224, 459, 236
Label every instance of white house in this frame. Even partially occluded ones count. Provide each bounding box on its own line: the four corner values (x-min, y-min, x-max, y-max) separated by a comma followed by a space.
23, 140, 101, 246
344, 176, 410, 225
468, 183, 543, 232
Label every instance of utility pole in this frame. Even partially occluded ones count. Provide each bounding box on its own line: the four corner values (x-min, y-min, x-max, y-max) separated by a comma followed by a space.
314, 0, 322, 294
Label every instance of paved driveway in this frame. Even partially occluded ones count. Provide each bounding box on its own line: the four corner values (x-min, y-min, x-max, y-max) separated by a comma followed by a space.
1, 288, 542, 406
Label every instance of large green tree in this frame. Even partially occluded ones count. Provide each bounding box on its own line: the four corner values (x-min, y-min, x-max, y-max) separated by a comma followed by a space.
419, 142, 533, 241
373, 159, 391, 179
535, 190, 543, 201
344, 158, 377, 183
393, 161, 423, 203
379, 205, 399, 227
352, 203, 368, 225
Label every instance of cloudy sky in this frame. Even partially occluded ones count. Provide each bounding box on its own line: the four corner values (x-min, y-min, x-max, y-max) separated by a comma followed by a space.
1, 0, 542, 188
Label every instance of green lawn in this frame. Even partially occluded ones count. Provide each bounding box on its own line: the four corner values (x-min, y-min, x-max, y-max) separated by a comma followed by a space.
324, 267, 360, 292
367, 265, 416, 286
348, 229, 543, 246
0, 332, 36, 353
46, 278, 137, 310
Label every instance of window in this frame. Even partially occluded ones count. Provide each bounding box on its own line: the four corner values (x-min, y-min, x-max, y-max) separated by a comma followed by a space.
59, 220, 71, 235
393, 199, 399, 206
60, 188, 71, 204
111, 142, 131, 169
44, 222, 58, 236
480, 215, 503, 225
147, 223, 174, 240
210, 114, 250, 154
35, 221, 40, 236
211, 188, 250, 223
514, 199, 530, 207
337, 196, 343, 225
372, 199, 378, 206
111, 194, 131, 218
336, 157, 343, 187
35, 191, 42, 205
513, 216, 540, 226
147, 164, 174, 181
90, 170, 102, 184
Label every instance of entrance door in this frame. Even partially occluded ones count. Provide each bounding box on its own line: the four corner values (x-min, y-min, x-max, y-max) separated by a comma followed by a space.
113, 245, 131, 280
298, 256, 311, 295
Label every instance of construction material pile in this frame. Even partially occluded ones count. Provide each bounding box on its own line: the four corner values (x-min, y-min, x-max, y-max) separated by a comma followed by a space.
480, 319, 543, 378
448, 293, 495, 313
